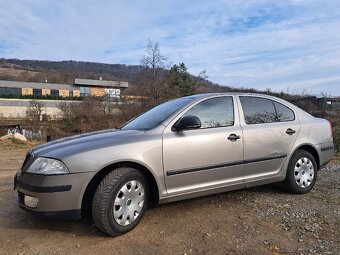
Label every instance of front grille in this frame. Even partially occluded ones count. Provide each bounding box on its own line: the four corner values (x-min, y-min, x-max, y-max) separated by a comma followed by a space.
18, 192, 25, 205
21, 152, 34, 171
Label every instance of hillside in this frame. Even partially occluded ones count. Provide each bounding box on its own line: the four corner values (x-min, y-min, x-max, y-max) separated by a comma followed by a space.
0, 59, 143, 84
0, 58, 258, 94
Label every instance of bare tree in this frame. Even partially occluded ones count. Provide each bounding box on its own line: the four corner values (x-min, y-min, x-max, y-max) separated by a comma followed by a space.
100, 95, 119, 128
136, 40, 172, 107
26, 99, 45, 125
141, 40, 168, 82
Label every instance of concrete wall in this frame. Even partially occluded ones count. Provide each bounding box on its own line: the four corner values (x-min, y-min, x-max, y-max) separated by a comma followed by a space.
0, 98, 80, 119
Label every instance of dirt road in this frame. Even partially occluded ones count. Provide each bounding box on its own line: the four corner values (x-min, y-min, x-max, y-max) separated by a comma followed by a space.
0, 147, 339, 255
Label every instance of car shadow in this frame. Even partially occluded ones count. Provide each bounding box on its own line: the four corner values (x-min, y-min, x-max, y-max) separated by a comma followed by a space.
6, 182, 287, 237
157, 182, 287, 208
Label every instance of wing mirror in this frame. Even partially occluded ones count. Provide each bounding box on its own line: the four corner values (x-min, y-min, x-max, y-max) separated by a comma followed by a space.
172, 115, 201, 131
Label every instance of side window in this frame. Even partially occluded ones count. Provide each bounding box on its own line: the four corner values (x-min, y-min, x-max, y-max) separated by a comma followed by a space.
273, 101, 295, 122
184, 97, 234, 128
240, 96, 277, 124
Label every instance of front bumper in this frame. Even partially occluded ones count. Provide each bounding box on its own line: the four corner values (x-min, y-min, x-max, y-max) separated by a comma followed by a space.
14, 170, 94, 219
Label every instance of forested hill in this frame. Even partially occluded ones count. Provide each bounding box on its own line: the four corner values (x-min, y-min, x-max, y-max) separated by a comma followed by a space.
0, 58, 225, 92
0, 58, 335, 116
0, 58, 144, 84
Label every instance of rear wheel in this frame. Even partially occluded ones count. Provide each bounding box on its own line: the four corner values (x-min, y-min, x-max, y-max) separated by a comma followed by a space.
92, 167, 148, 236
284, 150, 317, 194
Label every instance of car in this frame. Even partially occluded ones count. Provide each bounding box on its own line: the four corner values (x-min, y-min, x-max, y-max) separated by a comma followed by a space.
14, 93, 334, 236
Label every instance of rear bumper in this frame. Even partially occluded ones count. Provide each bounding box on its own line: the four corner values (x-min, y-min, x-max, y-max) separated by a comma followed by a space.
316, 141, 335, 169
14, 170, 94, 219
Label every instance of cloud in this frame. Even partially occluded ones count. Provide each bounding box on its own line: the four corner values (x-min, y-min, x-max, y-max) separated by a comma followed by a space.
0, 0, 340, 96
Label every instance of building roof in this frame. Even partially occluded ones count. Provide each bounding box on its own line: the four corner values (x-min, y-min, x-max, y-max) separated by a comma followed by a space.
326, 97, 340, 102
0, 80, 78, 90
74, 78, 128, 88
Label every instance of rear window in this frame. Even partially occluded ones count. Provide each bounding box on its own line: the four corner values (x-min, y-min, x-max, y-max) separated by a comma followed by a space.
273, 101, 295, 122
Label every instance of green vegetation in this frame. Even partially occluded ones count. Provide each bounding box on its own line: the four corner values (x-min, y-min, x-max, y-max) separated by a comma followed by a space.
0, 94, 82, 100
333, 127, 340, 152
168, 63, 196, 96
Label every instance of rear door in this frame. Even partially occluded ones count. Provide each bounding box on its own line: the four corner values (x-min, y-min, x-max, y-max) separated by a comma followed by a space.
163, 96, 244, 196
237, 96, 300, 182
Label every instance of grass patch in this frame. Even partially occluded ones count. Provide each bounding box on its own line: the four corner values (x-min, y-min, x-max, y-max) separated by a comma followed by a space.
0, 138, 42, 150
332, 152, 340, 164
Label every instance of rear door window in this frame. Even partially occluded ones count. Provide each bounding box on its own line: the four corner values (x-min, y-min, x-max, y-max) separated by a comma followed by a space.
239, 96, 277, 124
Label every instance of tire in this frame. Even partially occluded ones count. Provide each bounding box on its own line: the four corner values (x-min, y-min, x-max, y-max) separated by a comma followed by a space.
284, 149, 318, 194
92, 167, 148, 236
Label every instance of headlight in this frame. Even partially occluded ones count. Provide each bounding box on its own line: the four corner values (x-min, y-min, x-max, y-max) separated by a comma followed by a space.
26, 157, 69, 175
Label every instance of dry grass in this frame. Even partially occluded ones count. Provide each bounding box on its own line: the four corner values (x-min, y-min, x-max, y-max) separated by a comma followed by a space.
0, 138, 41, 151
333, 152, 340, 164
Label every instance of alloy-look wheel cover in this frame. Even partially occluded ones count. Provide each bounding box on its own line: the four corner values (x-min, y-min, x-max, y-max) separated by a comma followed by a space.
294, 157, 315, 188
113, 180, 145, 226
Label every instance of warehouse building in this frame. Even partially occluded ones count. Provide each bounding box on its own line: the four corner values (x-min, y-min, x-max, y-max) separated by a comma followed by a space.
0, 78, 128, 98
74, 78, 128, 97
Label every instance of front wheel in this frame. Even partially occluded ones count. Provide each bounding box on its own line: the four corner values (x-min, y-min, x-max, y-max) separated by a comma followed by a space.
284, 150, 317, 194
92, 167, 148, 236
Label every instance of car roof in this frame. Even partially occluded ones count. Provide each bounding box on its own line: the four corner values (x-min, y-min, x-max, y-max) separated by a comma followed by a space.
185, 92, 302, 111
185, 92, 281, 100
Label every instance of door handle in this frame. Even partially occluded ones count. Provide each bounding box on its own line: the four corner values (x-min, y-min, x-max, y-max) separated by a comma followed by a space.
286, 128, 296, 135
228, 134, 240, 141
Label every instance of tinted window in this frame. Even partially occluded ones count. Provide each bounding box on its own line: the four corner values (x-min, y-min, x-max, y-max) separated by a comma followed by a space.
122, 97, 196, 130
184, 97, 234, 128
240, 97, 277, 124
33, 89, 42, 97
273, 101, 294, 122
0, 87, 21, 95
80, 86, 89, 97
51, 89, 59, 97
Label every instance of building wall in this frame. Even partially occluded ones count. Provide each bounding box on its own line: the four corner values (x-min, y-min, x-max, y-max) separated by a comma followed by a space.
73, 90, 80, 97
22, 88, 33, 95
59, 89, 69, 97
90, 87, 105, 96
42, 89, 51, 96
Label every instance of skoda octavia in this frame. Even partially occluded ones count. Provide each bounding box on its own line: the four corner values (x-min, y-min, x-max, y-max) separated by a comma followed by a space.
14, 93, 334, 236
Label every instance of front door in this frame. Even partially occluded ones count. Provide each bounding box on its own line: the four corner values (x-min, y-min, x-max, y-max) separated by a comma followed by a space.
162, 96, 244, 196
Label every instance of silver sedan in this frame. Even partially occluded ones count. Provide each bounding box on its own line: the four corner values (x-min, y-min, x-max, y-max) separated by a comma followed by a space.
14, 93, 334, 236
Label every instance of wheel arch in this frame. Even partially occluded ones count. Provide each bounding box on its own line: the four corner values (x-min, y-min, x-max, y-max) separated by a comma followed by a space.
81, 161, 160, 215
290, 144, 320, 170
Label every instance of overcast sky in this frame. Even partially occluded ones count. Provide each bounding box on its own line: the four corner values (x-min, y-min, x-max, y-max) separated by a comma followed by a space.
1, 0, 340, 96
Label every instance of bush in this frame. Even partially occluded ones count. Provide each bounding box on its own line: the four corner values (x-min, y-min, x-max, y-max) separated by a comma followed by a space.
333, 127, 340, 152
0, 94, 82, 101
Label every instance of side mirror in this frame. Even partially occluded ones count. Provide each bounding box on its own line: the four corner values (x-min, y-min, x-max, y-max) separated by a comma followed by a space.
172, 115, 201, 131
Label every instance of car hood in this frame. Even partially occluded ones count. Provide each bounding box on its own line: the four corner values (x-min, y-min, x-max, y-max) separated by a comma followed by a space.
32, 129, 145, 157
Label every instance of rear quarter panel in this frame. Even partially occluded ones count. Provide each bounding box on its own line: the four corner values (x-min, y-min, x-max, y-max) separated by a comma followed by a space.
293, 117, 334, 167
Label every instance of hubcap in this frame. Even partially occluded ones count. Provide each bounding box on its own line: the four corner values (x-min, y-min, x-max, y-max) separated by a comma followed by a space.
113, 180, 145, 226
294, 157, 314, 188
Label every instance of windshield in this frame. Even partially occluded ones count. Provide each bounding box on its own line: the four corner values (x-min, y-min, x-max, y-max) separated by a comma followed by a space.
121, 97, 196, 130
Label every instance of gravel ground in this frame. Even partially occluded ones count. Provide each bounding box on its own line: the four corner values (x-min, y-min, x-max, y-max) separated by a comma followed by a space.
0, 147, 339, 255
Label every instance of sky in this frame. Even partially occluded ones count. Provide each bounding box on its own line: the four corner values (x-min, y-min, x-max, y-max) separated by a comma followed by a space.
0, 0, 340, 96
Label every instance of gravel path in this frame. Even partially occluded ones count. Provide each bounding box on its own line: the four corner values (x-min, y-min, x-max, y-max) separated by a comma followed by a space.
0, 148, 339, 255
